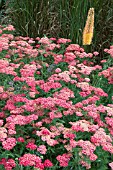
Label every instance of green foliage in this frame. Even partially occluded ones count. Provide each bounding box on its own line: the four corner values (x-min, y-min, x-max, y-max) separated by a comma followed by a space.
91, 0, 113, 61
6, 0, 59, 37
0, 0, 6, 8
91, 146, 111, 170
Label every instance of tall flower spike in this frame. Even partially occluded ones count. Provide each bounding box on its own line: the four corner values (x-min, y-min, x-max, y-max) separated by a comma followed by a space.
83, 8, 94, 45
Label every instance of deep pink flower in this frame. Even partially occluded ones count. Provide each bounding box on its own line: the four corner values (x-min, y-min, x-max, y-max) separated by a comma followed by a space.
0, 158, 16, 170
26, 142, 37, 150
17, 137, 25, 143
35, 162, 44, 169
44, 159, 53, 167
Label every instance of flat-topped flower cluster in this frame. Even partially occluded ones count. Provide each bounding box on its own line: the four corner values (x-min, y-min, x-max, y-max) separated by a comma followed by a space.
0, 25, 113, 170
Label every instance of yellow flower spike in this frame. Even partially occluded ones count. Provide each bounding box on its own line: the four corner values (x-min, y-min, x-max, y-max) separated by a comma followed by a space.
83, 8, 94, 45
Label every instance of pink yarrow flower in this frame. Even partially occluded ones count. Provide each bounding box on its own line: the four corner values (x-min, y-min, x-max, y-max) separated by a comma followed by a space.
2, 137, 16, 150
0, 158, 16, 170
26, 142, 37, 150
44, 159, 53, 167
109, 162, 113, 170
19, 153, 42, 166
37, 145, 47, 154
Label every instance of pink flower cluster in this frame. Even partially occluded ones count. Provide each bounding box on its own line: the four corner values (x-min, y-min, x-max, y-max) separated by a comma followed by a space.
0, 158, 16, 170
70, 120, 99, 132
91, 128, 113, 153
19, 153, 53, 169
99, 67, 113, 84
104, 45, 113, 57
56, 153, 71, 167
2, 137, 16, 150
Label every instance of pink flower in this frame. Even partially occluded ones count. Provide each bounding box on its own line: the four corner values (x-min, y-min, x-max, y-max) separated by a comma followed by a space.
109, 162, 113, 170
56, 153, 71, 167
64, 52, 76, 62
35, 121, 43, 127
26, 142, 37, 150
84, 78, 90, 82
19, 153, 41, 166
41, 129, 50, 135
66, 44, 80, 51
0, 112, 5, 118
93, 51, 99, 56
47, 139, 58, 146
8, 129, 16, 135
55, 68, 61, 73
50, 37, 56, 41
3, 25, 15, 31
0, 127, 7, 141
37, 145, 47, 154
2, 137, 16, 150
40, 81, 62, 92
0, 29, 2, 34
35, 162, 44, 169
89, 154, 98, 161
91, 128, 112, 148
17, 137, 25, 143
29, 92, 36, 98
80, 160, 91, 169
44, 159, 53, 167
70, 139, 77, 148
54, 54, 63, 64
0, 59, 9, 69
101, 59, 107, 63
39, 37, 51, 44
76, 111, 83, 116
0, 158, 16, 170
0, 119, 3, 126
0, 86, 4, 93
57, 38, 71, 44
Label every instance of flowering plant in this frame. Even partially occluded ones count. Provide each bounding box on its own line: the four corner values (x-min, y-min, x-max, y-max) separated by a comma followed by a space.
0, 25, 113, 170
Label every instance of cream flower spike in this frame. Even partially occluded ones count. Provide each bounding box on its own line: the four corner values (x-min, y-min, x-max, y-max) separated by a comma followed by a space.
83, 8, 94, 45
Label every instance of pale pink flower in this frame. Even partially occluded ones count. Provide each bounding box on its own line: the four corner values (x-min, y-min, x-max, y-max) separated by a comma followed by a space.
37, 145, 47, 154
0, 127, 7, 141
101, 59, 107, 63
109, 162, 113, 170
0, 119, 3, 126
57, 38, 71, 44
0, 86, 4, 93
39, 37, 51, 44
93, 51, 99, 56
55, 68, 61, 73
29, 92, 36, 98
